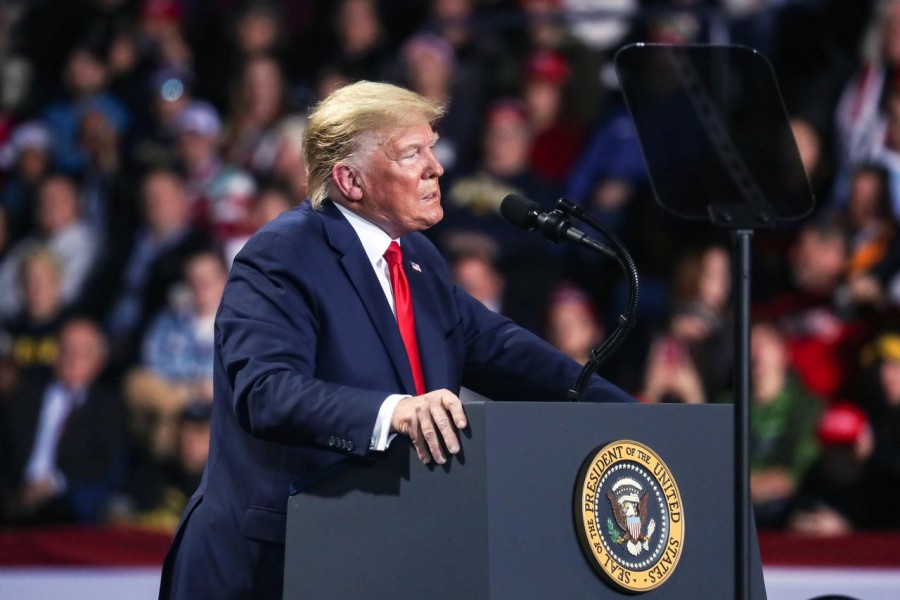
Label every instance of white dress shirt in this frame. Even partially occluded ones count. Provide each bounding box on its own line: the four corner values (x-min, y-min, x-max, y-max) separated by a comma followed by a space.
24, 381, 86, 492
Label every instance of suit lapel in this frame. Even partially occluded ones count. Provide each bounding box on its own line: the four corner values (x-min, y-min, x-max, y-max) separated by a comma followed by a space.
319, 203, 418, 395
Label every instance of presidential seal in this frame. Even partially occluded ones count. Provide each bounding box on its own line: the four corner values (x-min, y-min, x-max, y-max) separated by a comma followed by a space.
574, 440, 685, 593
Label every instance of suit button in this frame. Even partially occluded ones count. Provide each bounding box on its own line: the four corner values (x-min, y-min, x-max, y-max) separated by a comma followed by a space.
346, 440, 354, 452
328, 437, 336, 447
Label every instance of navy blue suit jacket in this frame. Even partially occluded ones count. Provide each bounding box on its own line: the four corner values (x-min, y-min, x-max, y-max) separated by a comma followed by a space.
159, 201, 633, 599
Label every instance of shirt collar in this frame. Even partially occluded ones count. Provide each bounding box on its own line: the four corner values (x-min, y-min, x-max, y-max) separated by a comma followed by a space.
49, 381, 88, 409
334, 202, 397, 266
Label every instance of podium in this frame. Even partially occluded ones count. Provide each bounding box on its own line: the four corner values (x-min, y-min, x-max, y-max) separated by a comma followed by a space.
284, 401, 766, 599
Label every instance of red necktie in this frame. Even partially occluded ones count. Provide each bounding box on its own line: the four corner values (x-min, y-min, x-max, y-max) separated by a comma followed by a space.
384, 241, 426, 396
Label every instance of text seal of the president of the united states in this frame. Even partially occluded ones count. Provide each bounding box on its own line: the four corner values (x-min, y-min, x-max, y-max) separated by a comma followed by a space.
574, 439, 685, 592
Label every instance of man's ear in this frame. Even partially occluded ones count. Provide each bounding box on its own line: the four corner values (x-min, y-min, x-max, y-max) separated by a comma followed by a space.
332, 163, 364, 202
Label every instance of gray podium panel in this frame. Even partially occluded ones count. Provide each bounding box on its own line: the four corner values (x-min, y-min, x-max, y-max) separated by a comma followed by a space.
284, 402, 766, 599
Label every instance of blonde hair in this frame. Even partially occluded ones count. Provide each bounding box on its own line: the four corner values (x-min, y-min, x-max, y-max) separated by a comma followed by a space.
303, 81, 444, 209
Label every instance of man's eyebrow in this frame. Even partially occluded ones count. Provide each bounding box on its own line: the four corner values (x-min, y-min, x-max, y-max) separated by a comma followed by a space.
396, 134, 440, 153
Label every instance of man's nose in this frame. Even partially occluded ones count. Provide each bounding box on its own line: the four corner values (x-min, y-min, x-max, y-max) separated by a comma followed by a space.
424, 148, 444, 178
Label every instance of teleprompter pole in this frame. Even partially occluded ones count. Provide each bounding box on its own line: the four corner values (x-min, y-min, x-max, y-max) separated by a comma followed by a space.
733, 228, 752, 600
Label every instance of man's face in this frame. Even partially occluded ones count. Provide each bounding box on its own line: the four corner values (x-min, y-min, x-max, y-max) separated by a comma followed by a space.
56, 322, 105, 389
352, 121, 444, 238
37, 178, 78, 234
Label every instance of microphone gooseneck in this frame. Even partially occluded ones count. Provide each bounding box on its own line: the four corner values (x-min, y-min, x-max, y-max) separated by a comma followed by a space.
500, 194, 640, 401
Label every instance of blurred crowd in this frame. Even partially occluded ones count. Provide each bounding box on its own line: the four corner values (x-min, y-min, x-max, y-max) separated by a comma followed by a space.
0, 0, 898, 538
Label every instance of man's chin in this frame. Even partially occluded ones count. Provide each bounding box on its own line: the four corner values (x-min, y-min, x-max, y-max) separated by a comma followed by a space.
424, 207, 444, 229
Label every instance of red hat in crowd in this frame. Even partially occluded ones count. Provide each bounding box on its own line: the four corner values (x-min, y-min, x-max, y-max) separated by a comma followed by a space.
817, 402, 869, 446
141, 0, 183, 22
526, 49, 570, 85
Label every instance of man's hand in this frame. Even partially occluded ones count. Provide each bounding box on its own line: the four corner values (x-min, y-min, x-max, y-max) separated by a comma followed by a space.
18, 478, 59, 513
390, 389, 467, 465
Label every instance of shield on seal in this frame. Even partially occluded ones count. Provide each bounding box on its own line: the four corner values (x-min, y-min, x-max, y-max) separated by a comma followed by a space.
627, 515, 641, 540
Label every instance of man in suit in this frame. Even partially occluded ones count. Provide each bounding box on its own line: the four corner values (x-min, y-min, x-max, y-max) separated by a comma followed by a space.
160, 81, 634, 599
0, 318, 126, 524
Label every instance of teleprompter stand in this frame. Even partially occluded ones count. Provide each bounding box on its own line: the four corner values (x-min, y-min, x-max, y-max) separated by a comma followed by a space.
614, 44, 816, 600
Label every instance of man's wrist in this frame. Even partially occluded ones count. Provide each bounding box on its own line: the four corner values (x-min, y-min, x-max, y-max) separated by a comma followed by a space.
370, 394, 408, 451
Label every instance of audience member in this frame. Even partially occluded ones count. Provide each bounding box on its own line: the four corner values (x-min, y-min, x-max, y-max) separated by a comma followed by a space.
137, 0, 192, 72
0, 6, 33, 132
104, 21, 153, 122
442, 98, 558, 238
0, 174, 98, 321
250, 186, 295, 233
424, 0, 513, 110
448, 236, 506, 314
174, 100, 257, 258
104, 168, 211, 367
789, 116, 833, 205
523, 49, 587, 185
329, 0, 392, 82
194, 2, 287, 112
2, 247, 69, 380
843, 165, 897, 275
78, 105, 128, 243
757, 219, 866, 401
0, 318, 126, 525
257, 116, 309, 203
789, 402, 898, 535
223, 54, 291, 170
640, 333, 705, 405
857, 331, 900, 487
837, 165, 900, 314
0, 120, 53, 242
546, 283, 604, 365
42, 41, 129, 174
719, 321, 823, 529
124, 64, 194, 175
517, 0, 606, 125
563, 96, 646, 232
104, 401, 212, 533
638, 244, 733, 404
670, 245, 734, 400
833, 0, 900, 203
124, 249, 225, 461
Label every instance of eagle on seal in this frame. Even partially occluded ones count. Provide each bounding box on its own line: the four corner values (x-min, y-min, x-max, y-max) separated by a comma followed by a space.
608, 486, 657, 556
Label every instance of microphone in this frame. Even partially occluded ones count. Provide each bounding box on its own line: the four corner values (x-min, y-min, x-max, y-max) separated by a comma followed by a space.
500, 194, 617, 258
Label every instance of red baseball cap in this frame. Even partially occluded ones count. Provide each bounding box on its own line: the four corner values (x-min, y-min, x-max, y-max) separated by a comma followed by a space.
526, 49, 570, 85
818, 402, 868, 446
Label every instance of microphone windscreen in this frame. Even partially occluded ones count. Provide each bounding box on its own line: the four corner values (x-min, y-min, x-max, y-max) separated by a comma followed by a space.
500, 194, 540, 228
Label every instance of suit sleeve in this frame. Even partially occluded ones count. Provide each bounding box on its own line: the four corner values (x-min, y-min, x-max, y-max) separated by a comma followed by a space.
216, 232, 388, 455
454, 285, 636, 404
